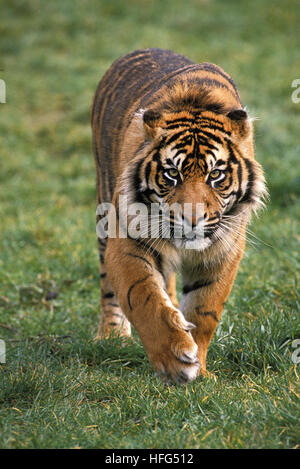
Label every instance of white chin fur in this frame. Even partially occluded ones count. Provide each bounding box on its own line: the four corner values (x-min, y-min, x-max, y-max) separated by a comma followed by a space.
173, 237, 212, 251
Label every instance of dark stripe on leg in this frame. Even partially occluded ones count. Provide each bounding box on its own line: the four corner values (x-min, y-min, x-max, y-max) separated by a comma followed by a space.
125, 252, 153, 269
127, 275, 151, 310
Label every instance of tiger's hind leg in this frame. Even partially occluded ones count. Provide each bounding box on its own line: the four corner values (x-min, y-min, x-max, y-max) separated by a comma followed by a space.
94, 238, 131, 340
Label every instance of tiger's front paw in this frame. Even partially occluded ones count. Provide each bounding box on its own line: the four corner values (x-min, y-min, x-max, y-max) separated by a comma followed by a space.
141, 308, 200, 384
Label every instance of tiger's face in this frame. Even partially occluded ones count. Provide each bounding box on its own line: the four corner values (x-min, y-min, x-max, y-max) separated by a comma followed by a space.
132, 108, 266, 251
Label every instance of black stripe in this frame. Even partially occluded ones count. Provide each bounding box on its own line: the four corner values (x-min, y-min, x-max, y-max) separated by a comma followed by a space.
226, 139, 238, 163
195, 309, 218, 322
224, 204, 240, 218
98, 238, 107, 247
195, 63, 240, 97
140, 63, 197, 109
197, 136, 218, 152
239, 158, 255, 204
127, 275, 151, 310
165, 116, 194, 126
197, 129, 223, 145
162, 130, 189, 147
133, 158, 144, 194
165, 121, 194, 130
193, 77, 236, 96
197, 117, 232, 134
125, 252, 153, 269
172, 140, 191, 151
156, 63, 199, 90
139, 187, 162, 203
218, 172, 233, 193
183, 279, 213, 294
144, 293, 152, 306
236, 160, 243, 201
166, 115, 231, 137
127, 236, 164, 278
145, 161, 152, 185
214, 158, 227, 166
152, 149, 163, 163
225, 140, 243, 200
199, 123, 232, 137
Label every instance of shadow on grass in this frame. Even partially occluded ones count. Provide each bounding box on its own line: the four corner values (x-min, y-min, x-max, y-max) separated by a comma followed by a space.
4, 333, 147, 372
0, 335, 149, 408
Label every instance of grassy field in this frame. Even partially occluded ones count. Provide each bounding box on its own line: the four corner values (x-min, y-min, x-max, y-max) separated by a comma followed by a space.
0, 0, 299, 449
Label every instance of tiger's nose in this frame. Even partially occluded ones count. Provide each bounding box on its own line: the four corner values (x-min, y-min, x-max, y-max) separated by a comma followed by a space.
185, 213, 205, 229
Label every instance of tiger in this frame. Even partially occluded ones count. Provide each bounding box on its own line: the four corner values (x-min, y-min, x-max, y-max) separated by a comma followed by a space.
91, 48, 267, 383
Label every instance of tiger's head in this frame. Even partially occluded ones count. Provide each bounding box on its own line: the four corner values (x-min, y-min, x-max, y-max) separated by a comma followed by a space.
126, 104, 267, 251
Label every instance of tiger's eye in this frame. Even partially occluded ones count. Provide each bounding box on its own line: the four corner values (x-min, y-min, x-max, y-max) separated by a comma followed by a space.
210, 169, 221, 179
168, 168, 179, 178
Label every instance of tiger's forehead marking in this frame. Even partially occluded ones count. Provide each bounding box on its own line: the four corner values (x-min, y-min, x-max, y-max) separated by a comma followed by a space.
156, 111, 235, 179
161, 146, 187, 171
162, 136, 225, 174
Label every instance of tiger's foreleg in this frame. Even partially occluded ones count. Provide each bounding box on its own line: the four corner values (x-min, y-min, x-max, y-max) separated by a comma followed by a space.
105, 237, 200, 383
180, 247, 245, 376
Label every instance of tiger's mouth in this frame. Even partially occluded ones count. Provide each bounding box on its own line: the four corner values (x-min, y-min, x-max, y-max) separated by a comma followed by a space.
176, 226, 217, 241
169, 220, 220, 251
172, 234, 214, 251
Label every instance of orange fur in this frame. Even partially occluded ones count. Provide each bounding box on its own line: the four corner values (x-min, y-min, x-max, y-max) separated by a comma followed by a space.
91, 49, 266, 383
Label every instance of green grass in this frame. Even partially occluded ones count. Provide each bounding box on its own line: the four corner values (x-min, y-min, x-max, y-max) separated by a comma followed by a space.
0, 0, 299, 449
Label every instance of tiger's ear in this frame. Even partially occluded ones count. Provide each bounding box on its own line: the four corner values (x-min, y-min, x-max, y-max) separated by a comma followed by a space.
227, 109, 248, 121
142, 109, 163, 138
227, 109, 251, 138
